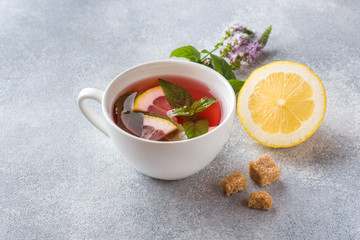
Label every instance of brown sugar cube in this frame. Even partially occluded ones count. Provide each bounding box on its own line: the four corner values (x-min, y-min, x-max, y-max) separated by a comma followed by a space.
221, 171, 247, 196
248, 191, 273, 210
249, 154, 281, 187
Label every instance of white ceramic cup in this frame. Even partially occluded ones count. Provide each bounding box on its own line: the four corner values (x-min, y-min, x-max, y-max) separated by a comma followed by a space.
78, 60, 235, 180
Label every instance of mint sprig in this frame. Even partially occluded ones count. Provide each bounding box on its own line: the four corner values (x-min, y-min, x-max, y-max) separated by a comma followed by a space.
169, 23, 272, 94
159, 79, 217, 139
170, 46, 245, 94
170, 98, 217, 117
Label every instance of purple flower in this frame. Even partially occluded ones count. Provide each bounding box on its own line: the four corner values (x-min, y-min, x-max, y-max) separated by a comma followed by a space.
222, 22, 246, 40
229, 21, 244, 33
245, 41, 263, 63
220, 34, 248, 57
203, 59, 211, 66
218, 22, 265, 70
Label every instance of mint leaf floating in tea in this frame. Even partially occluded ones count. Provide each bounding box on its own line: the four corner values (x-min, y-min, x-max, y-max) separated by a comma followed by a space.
170, 98, 217, 139
159, 79, 217, 138
159, 79, 194, 108
183, 118, 209, 139
191, 98, 217, 113
169, 107, 193, 117
174, 98, 217, 138
170, 98, 217, 117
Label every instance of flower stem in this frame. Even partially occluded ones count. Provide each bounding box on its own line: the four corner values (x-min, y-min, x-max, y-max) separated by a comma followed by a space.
200, 47, 218, 62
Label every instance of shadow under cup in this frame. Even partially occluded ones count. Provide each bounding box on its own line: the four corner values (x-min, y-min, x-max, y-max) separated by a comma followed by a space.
101, 60, 235, 180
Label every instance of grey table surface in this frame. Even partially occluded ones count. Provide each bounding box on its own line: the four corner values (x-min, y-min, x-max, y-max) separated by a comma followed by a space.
1, 0, 360, 239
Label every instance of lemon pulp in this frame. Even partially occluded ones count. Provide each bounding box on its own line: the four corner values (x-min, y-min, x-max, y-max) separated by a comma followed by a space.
237, 61, 326, 148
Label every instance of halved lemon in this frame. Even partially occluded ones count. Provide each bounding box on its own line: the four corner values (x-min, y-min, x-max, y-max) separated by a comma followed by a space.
237, 61, 326, 148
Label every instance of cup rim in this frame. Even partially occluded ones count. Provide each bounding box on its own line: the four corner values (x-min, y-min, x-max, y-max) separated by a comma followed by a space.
102, 59, 236, 144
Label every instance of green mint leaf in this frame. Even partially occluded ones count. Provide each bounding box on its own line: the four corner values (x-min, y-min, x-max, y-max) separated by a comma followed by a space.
210, 53, 236, 80
159, 79, 194, 108
190, 98, 217, 114
169, 107, 194, 117
183, 118, 209, 139
201, 49, 209, 54
170, 45, 201, 63
259, 25, 272, 47
228, 79, 245, 93
170, 98, 217, 117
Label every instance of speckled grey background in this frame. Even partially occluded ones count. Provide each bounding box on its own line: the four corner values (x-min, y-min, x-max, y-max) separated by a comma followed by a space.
1, 0, 359, 239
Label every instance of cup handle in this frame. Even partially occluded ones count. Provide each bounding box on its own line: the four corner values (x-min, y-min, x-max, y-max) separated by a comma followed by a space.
77, 88, 109, 137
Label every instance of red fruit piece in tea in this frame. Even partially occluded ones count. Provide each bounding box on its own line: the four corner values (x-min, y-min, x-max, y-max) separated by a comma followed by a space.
141, 114, 178, 141
115, 93, 178, 141
133, 86, 172, 116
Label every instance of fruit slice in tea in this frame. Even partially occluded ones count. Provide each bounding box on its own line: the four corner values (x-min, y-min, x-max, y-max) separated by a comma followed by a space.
133, 86, 172, 116
115, 93, 179, 141
141, 114, 178, 140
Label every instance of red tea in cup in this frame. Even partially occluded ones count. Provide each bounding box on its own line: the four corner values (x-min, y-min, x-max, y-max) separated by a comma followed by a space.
112, 75, 221, 141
